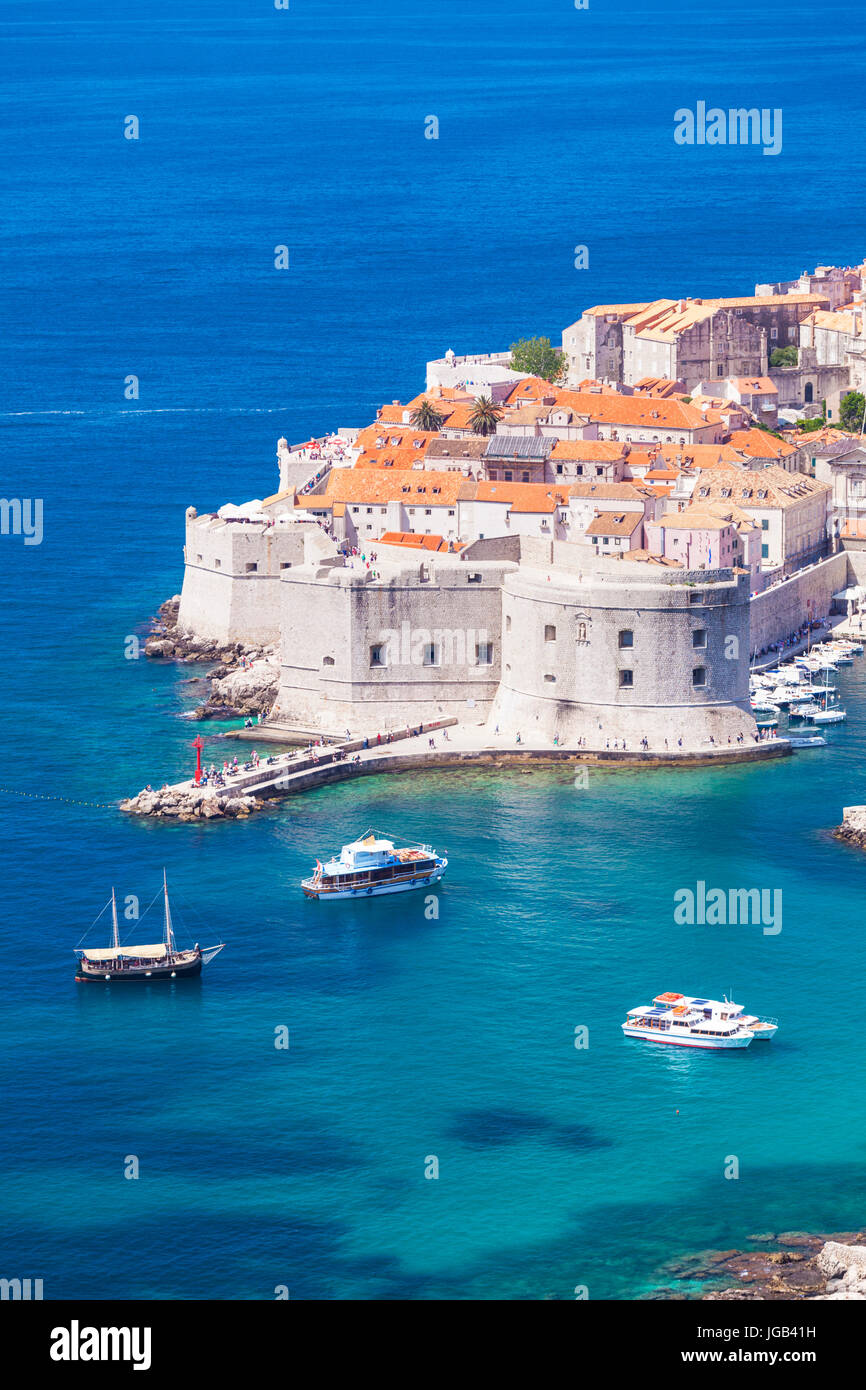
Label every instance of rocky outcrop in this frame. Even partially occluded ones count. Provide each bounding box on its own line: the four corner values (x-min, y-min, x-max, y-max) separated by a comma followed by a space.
649, 1232, 866, 1300
194, 653, 279, 720
119, 785, 262, 821
144, 594, 279, 719
834, 805, 866, 850
815, 1241, 866, 1299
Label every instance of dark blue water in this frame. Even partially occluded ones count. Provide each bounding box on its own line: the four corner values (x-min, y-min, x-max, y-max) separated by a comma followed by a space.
2, 0, 866, 1300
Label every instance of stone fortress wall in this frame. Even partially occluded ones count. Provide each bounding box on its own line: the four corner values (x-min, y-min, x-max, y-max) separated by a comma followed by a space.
489, 553, 754, 745
176, 507, 326, 645
271, 542, 511, 732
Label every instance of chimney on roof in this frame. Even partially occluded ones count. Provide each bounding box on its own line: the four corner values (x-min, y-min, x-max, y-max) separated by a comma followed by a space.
678, 298, 686, 312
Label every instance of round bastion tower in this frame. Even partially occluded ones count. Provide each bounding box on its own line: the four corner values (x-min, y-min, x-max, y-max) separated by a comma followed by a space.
488, 558, 755, 750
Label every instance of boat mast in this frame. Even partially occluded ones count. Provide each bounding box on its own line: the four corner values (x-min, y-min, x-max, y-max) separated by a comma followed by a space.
111, 888, 120, 950
163, 869, 175, 957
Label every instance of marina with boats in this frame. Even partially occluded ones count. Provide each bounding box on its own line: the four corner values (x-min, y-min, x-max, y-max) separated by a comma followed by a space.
749, 634, 863, 740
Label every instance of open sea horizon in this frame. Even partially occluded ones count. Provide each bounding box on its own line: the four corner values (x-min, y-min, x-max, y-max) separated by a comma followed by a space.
2, 0, 866, 1299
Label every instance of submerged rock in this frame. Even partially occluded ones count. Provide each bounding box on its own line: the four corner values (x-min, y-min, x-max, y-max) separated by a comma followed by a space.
652, 1233, 866, 1301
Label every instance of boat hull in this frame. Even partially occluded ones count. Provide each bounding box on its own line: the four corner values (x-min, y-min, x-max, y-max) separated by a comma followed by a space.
303, 862, 446, 900
75, 954, 203, 982
622, 1025, 752, 1049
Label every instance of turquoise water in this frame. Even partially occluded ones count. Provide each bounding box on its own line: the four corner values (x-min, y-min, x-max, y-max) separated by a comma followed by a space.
4, 655, 866, 1298
3, 0, 866, 1301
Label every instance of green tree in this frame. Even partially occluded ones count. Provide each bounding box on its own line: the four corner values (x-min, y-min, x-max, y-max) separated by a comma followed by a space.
839, 391, 866, 433
468, 396, 503, 436
409, 398, 445, 432
509, 336, 566, 382
769, 345, 798, 367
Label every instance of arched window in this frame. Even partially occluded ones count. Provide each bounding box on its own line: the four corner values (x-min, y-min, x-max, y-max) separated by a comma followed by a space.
804, 382, 814, 404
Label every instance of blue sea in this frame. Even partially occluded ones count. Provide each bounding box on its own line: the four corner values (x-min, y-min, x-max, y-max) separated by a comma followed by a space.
2, 0, 866, 1300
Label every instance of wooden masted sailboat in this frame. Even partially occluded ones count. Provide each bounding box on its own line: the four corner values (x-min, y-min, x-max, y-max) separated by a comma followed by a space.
75, 872, 225, 982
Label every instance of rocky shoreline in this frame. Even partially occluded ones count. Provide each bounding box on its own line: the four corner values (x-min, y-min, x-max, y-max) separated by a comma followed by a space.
833, 805, 866, 850
649, 1231, 866, 1300
119, 785, 263, 821
144, 596, 279, 720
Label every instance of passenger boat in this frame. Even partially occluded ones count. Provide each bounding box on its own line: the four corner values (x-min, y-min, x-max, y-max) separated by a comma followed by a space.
622, 992, 778, 1049
302, 831, 447, 900
75, 873, 225, 982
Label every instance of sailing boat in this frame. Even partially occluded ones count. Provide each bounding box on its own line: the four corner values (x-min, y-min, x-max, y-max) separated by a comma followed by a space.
74, 872, 225, 983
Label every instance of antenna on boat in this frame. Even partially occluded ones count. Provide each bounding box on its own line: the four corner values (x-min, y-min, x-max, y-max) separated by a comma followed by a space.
163, 869, 175, 957
111, 888, 120, 951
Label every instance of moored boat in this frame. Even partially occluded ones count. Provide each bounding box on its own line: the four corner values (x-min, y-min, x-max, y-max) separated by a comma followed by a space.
75, 873, 225, 982
622, 992, 778, 1049
302, 830, 447, 900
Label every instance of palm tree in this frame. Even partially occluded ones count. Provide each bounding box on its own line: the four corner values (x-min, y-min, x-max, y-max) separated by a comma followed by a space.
469, 396, 503, 436
410, 399, 445, 432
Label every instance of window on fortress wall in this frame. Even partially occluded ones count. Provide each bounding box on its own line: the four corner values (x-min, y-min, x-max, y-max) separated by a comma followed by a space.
196, 553, 203, 562
545, 625, 556, 642
467, 573, 482, 584
476, 642, 494, 665
544, 674, 556, 683
246, 562, 258, 573
692, 666, 707, 687
422, 643, 440, 667
323, 656, 335, 666
689, 591, 702, 604
692, 629, 707, 648
280, 562, 292, 570
505, 614, 512, 632
619, 670, 633, 688
369, 644, 386, 668
618, 630, 633, 648
214, 559, 221, 569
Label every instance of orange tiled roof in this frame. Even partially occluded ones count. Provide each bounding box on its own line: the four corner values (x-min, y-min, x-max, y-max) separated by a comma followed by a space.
474, 480, 569, 514
585, 511, 644, 536
295, 468, 467, 509
726, 430, 796, 459
379, 532, 463, 552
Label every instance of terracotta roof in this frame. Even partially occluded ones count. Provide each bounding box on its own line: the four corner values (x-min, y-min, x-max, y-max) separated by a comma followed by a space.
650, 444, 747, 470
379, 532, 463, 552
692, 466, 830, 510
730, 376, 778, 394
726, 430, 797, 459
502, 377, 559, 405
473, 480, 569, 514
295, 468, 466, 509
425, 437, 489, 461
657, 509, 734, 531
569, 481, 647, 501
353, 424, 437, 469
552, 391, 714, 430
585, 511, 644, 536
